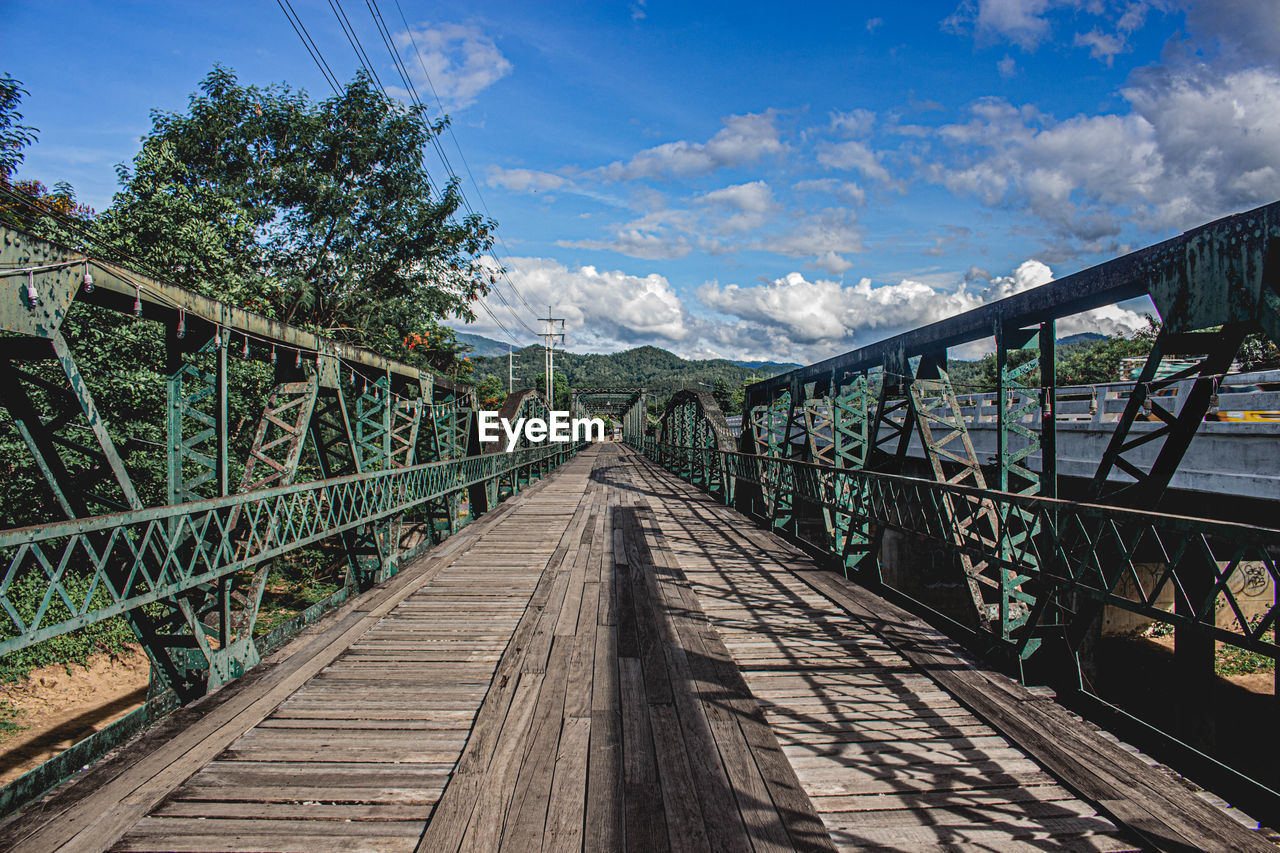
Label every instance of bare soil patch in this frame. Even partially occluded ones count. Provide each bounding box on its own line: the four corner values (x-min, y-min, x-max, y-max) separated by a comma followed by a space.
0, 645, 150, 785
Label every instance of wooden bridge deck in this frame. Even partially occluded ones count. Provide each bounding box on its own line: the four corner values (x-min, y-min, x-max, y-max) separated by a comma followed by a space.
1, 445, 1271, 852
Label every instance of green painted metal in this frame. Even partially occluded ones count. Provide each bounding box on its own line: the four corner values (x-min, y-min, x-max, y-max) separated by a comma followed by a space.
996, 322, 1049, 655
803, 374, 874, 574
639, 437, 1280, 665
749, 390, 792, 530
0, 225, 577, 704
0, 441, 578, 657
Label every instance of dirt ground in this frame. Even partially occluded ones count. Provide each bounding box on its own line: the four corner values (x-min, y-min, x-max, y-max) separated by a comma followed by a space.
0, 646, 150, 786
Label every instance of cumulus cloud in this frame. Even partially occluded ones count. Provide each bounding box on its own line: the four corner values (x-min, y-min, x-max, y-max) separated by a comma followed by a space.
697, 181, 777, 232
692, 259, 1148, 362
928, 66, 1280, 243
592, 110, 788, 181
1178, 0, 1280, 70
464, 257, 691, 351
793, 178, 867, 207
943, 0, 1074, 50
817, 139, 898, 187
456, 257, 1148, 364
395, 22, 512, 108
752, 208, 866, 267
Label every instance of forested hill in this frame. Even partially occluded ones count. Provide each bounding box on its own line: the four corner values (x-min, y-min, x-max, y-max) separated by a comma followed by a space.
468, 345, 792, 396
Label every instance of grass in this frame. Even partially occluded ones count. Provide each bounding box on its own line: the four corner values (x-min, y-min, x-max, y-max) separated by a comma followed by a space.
0, 570, 137, 685
1143, 616, 1276, 678
0, 701, 23, 737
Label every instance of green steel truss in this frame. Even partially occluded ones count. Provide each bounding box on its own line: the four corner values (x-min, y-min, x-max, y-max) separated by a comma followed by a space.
748, 390, 793, 530
802, 374, 875, 575
655, 390, 735, 504
0, 225, 580, 701
641, 437, 1280, 669
570, 386, 647, 443
0, 443, 577, 658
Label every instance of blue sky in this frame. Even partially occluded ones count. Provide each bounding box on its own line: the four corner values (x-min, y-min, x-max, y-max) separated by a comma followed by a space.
5, 1, 1280, 362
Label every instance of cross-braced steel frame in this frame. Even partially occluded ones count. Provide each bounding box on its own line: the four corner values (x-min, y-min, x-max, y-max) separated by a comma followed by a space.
0, 225, 581, 701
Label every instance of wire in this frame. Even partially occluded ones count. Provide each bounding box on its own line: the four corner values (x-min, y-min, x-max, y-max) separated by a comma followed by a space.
327, 0, 385, 91
275, 0, 342, 96
386, 0, 546, 325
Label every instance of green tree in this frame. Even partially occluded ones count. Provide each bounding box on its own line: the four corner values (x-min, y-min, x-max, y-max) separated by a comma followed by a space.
97, 66, 496, 372
476, 375, 505, 409
1056, 321, 1158, 385
0, 74, 94, 235
537, 371, 570, 409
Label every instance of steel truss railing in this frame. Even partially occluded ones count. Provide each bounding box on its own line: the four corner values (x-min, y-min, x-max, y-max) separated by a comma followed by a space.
639, 438, 1279, 666
0, 442, 578, 657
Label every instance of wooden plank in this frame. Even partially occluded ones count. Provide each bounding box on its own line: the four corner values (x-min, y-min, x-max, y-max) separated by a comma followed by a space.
542, 716, 590, 853
584, 709, 623, 852
619, 657, 670, 853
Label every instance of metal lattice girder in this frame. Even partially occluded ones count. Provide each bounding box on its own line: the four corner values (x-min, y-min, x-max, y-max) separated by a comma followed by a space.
750, 390, 793, 528
0, 442, 578, 656
803, 374, 875, 570
166, 344, 221, 505
653, 390, 735, 504
744, 199, 1280, 414
908, 366, 1011, 627
355, 375, 392, 473
639, 439, 1280, 667
240, 374, 320, 492
995, 322, 1054, 654
1, 332, 143, 519
1086, 324, 1250, 508
389, 398, 423, 469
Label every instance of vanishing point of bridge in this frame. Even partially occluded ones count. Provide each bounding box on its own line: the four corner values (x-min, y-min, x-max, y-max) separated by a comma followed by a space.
1, 203, 1279, 850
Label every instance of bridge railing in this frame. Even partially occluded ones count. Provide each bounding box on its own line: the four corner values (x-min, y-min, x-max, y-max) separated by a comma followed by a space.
0, 441, 576, 661
641, 436, 1278, 664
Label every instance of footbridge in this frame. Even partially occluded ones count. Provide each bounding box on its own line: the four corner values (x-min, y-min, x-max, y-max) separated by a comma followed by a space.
0, 204, 1279, 851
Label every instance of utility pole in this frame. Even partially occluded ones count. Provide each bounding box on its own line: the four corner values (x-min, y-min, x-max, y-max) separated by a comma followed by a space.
538, 305, 564, 404
508, 344, 513, 394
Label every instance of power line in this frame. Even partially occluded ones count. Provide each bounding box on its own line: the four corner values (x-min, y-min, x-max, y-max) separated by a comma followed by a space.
274, 0, 342, 96
327, 0, 385, 91
360, 0, 542, 339
274, 0, 543, 345
388, 0, 544, 320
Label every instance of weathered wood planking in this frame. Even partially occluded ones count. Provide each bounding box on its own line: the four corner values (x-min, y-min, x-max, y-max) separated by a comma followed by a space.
417, 444, 837, 853
0, 449, 597, 853
625, 446, 1275, 853
7, 441, 1263, 852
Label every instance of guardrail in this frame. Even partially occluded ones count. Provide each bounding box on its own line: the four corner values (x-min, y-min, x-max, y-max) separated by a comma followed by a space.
637, 435, 1280, 808
0, 441, 579, 658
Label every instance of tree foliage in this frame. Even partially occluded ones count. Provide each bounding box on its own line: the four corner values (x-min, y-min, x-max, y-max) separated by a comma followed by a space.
97, 66, 496, 371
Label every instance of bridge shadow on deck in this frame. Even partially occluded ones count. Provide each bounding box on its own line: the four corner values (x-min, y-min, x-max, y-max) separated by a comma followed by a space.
3, 446, 1263, 852
611, 450, 1138, 852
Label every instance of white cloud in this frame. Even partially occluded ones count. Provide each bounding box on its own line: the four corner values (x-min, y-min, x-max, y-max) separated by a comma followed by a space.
793, 178, 867, 207
830, 108, 876, 137
1074, 29, 1127, 65
929, 66, 1280, 242
817, 140, 900, 188
395, 22, 512, 109
697, 180, 777, 232
455, 258, 1148, 364
997, 55, 1018, 77
944, 0, 1079, 50
592, 110, 788, 181
486, 167, 568, 193
463, 257, 691, 350
698, 272, 986, 354
752, 208, 866, 270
